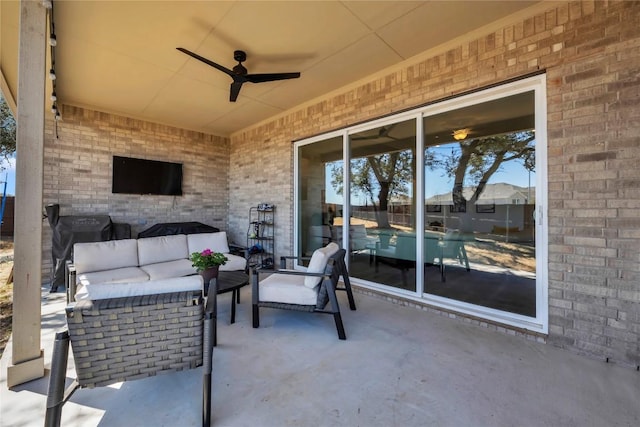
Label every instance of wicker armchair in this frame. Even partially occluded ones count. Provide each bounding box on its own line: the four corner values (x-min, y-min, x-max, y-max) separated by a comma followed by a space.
251, 246, 356, 340
45, 289, 216, 427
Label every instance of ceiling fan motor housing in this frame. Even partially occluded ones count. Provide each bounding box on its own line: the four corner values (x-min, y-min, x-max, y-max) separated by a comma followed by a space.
234, 50, 247, 63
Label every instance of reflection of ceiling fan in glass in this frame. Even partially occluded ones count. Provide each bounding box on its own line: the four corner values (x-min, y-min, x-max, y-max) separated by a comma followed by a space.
352, 124, 399, 141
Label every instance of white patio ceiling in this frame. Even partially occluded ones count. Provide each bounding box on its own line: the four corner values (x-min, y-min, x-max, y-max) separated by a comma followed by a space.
1, 0, 542, 137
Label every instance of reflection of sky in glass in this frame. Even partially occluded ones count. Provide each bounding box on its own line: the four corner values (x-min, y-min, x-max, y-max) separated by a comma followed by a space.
324, 161, 369, 205
425, 143, 535, 198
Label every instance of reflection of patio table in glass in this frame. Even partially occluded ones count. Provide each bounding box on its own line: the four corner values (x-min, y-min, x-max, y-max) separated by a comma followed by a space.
365, 243, 377, 266
372, 231, 470, 282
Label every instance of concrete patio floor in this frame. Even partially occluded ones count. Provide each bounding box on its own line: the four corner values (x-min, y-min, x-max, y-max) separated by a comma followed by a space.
1, 286, 638, 427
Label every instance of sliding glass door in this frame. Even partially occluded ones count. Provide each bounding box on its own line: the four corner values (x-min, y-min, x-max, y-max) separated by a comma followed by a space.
298, 135, 343, 259
348, 119, 417, 292
295, 75, 546, 332
423, 91, 536, 316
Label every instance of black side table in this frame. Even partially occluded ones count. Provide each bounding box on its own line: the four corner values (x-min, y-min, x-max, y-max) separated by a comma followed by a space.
206, 270, 249, 346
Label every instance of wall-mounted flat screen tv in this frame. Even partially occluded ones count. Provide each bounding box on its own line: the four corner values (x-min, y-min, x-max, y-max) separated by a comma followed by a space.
112, 156, 183, 196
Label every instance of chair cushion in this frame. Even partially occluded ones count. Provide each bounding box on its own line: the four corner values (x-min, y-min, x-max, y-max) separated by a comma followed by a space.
140, 259, 197, 280
187, 232, 230, 255
303, 242, 340, 288
138, 234, 189, 266
77, 266, 149, 286
260, 273, 319, 305
73, 239, 139, 274
218, 253, 247, 271
75, 275, 204, 301
350, 224, 368, 240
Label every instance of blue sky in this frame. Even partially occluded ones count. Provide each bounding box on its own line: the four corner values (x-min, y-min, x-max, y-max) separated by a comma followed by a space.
1, 156, 15, 195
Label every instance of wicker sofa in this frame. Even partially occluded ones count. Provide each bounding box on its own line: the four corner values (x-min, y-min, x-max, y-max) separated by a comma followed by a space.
66, 231, 247, 302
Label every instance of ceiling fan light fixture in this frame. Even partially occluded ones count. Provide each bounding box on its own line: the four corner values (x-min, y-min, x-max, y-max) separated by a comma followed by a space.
452, 128, 470, 141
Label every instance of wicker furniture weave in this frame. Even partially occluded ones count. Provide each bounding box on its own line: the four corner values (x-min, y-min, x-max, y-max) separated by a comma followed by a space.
45, 290, 215, 427
251, 248, 356, 340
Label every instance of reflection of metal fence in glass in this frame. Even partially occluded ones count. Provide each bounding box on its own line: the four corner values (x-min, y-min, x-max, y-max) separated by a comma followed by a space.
350, 204, 413, 228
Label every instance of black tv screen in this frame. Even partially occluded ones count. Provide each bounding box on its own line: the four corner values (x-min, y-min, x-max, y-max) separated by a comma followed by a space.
112, 156, 183, 196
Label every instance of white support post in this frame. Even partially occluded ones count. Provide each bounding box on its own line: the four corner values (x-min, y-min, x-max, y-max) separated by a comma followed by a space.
6, 0, 47, 388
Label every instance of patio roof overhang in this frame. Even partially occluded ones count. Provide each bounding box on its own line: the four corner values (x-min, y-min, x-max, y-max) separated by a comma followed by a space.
1, 0, 543, 137
1, 0, 552, 388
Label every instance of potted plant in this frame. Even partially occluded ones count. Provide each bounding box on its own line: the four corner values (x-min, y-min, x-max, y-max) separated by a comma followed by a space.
190, 249, 228, 290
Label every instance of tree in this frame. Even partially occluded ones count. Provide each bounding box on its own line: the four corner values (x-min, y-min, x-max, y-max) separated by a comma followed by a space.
437, 132, 535, 211
0, 94, 17, 168
330, 130, 534, 230
331, 150, 414, 228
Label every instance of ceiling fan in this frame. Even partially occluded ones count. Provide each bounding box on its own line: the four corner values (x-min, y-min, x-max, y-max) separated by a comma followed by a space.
176, 47, 301, 102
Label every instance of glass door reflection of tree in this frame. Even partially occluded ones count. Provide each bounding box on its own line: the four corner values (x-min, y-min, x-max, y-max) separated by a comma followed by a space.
423, 91, 536, 316
344, 119, 417, 292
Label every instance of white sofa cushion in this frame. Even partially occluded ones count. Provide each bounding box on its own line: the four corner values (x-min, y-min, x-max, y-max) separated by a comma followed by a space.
75, 275, 203, 301
218, 253, 247, 272
77, 266, 150, 287
188, 232, 246, 271
304, 242, 340, 288
73, 239, 139, 274
187, 232, 230, 255
140, 259, 197, 280
137, 234, 189, 266
259, 273, 319, 305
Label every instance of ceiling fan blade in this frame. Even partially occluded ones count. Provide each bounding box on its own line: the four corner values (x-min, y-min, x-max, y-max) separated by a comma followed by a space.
230, 81, 243, 102
176, 47, 234, 77
245, 72, 301, 83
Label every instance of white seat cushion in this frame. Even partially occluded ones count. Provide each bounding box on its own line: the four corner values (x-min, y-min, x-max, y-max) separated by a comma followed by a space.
187, 232, 230, 255
73, 239, 139, 274
350, 224, 368, 240
140, 259, 197, 280
77, 266, 149, 286
259, 273, 319, 305
75, 275, 204, 301
304, 242, 340, 288
218, 253, 247, 271
138, 234, 189, 266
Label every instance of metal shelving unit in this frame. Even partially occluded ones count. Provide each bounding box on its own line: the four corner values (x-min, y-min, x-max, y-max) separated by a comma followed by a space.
247, 204, 275, 269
